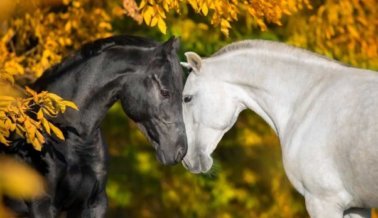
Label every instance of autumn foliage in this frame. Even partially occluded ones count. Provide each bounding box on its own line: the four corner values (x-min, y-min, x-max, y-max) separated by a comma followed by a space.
0, 0, 112, 150
123, 0, 377, 68
124, 0, 312, 35
0, 88, 78, 150
0, 0, 377, 217
288, 0, 378, 69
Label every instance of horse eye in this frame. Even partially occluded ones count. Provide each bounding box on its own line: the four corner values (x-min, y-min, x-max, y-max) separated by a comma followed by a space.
183, 96, 192, 103
161, 89, 170, 98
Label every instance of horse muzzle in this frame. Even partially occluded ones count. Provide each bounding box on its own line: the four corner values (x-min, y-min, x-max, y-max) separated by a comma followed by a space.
182, 154, 213, 174
156, 143, 187, 165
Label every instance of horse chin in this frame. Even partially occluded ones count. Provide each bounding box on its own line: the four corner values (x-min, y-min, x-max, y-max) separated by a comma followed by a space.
150, 140, 165, 164
182, 154, 213, 174
151, 140, 159, 150
152, 141, 166, 164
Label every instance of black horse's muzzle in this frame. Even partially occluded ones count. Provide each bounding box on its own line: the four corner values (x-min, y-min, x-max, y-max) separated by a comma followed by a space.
139, 118, 188, 165
156, 144, 186, 165
156, 132, 187, 165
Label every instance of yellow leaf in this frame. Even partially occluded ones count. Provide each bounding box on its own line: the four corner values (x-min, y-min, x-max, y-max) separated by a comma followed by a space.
220, 19, 231, 36
4, 119, 12, 130
59, 104, 66, 113
188, 0, 198, 11
143, 6, 154, 25
42, 108, 54, 117
138, 0, 147, 9
37, 109, 43, 120
347, 26, 359, 38
49, 122, 64, 140
42, 118, 51, 135
0, 125, 10, 138
9, 122, 16, 131
25, 120, 36, 142
42, 106, 58, 117
65, 21, 72, 32
0, 134, 9, 145
47, 93, 63, 102
99, 22, 112, 30
163, 1, 169, 11
25, 87, 37, 97
64, 101, 79, 111
156, 6, 166, 18
256, 19, 267, 31
32, 138, 42, 151
157, 17, 167, 34
72, 1, 80, 8
35, 130, 45, 144
15, 125, 25, 139
202, 3, 209, 16
151, 16, 158, 27
221, 19, 231, 29
0, 156, 45, 198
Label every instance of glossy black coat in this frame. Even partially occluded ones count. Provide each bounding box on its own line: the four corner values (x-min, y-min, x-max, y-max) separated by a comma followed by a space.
1, 35, 187, 217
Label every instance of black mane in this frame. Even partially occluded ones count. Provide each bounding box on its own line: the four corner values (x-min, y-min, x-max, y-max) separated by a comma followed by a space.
33, 35, 159, 91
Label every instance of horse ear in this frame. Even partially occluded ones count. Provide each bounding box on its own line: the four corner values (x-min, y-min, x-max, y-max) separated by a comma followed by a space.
162, 36, 180, 53
180, 62, 191, 69
184, 52, 202, 73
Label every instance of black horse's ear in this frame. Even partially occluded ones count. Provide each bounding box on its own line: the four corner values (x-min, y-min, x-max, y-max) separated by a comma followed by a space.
162, 36, 180, 53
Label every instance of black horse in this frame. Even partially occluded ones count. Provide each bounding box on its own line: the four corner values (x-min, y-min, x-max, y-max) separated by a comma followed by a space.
2, 35, 187, 217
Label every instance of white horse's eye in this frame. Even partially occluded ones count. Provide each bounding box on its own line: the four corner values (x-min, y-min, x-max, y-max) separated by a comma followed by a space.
183, 95, 192, 103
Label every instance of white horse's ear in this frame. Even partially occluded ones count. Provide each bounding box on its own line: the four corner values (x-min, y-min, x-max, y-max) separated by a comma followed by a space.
180, 62, 191, 69
184, 52, 202, 73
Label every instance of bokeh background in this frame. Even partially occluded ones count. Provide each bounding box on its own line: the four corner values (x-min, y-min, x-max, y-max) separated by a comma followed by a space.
0, 0, 377, 217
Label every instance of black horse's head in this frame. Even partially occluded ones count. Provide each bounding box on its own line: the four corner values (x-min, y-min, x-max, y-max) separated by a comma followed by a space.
119, 37, 187, 165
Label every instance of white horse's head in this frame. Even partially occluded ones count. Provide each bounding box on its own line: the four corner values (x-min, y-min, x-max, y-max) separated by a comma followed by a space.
181, 52, 245, 173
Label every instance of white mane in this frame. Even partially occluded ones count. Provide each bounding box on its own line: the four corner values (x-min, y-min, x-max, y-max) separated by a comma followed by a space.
211, 40, 345, 66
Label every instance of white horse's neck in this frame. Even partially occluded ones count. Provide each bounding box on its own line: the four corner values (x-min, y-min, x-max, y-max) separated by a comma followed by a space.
208, 44, 363, 146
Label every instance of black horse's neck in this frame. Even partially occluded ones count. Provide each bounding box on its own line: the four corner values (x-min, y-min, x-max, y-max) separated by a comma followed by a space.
33, 36, 158, 138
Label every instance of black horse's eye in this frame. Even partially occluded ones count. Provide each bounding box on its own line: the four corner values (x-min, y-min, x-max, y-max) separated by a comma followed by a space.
161, 89, 170, 98
183, 95, 192, 103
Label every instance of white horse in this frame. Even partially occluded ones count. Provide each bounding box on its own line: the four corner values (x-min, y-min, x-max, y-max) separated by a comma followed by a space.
180, 40, 378, 218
